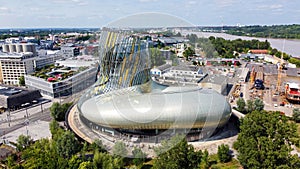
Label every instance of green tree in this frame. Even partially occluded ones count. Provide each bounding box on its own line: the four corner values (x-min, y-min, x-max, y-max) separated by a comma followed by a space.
246, 99, 254, 113
183, 47, 195, 60
293, 108, 300, 123
234, 110, 300, 168
78, 161, 93, 169
19, 75, 25, 86
49, 120, 64, 140
93, 150, 123, 169
150, 48, 165, 66
50, 102, 73, 121
201, 149, 209, 169
132, 147, 147, 167
16, 135, 32, 151
236, 97, 246, 113
253, 98, 264, 111
86, 139, 106, 154
68, 155, 83, 169
112, 141, 128, 157
56, 130, 81, 158
50, 102, 63, 121
217, 144, 231, 163
153, 135, 202, 169
21, 138, 67, 169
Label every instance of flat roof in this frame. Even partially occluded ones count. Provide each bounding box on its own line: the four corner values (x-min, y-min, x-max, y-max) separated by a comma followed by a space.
0, 86, 23, 96
171, 65, 200, 72
201, 74, 227, 85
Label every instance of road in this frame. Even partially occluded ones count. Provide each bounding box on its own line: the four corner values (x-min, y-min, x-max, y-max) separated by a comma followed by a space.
0, 94, 78, 138
0, 110, 51, 137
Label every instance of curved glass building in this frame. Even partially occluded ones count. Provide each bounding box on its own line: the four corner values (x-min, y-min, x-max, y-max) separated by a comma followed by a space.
77, 28, 232, 141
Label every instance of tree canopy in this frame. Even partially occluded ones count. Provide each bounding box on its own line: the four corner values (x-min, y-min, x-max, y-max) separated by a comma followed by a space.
112, 141, 128, 157
236, 97, 246, 113
227, 24, 300, 39
234, 110, 300, 168
217, 144, 231, 163
292, 108, 300, 123
153, 135, 202, 169
56, 130, 81, 158
50, 102, 73, 121
19, 76, 25, 86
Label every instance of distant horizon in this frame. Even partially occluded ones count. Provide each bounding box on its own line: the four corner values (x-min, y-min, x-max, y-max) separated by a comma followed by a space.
1, 1, 299, 28
1, 23, 299, 30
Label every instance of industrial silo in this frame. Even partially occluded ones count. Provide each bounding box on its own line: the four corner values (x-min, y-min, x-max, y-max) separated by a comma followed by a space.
22, 44, 31, 53
8, 44, 16, 53
2, 44, 9, 53
16, 44, 23, 53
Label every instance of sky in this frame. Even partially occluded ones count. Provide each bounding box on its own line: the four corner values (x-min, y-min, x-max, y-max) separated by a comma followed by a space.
0, 0, 299, 28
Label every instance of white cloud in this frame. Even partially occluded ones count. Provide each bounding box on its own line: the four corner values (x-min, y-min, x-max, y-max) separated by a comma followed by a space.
188, 1, 197, 5
257, 4, 283, 10
0, 6, 12, 15
270, 4, 283, 10
139, 0, 159, 2
0, 7, 9, 11
214, 0, 237, 8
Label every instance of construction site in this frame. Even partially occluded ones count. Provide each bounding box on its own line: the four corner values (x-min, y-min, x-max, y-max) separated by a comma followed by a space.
231, 62, 300, 116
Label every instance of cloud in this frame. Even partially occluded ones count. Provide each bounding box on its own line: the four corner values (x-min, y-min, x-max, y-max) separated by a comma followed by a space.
0, 6, 12, 15
139, 0, 159, 2
270, 4, 283, 10
0, 7, 10, 12
214, 0, 237, 8
257, 4, 283, 11
52, 0, 76, 3
188, 1, 197, 5
39, 14, 67, 19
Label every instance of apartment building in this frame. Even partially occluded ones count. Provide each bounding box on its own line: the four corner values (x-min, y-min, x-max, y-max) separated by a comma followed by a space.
0, 53, 35, 85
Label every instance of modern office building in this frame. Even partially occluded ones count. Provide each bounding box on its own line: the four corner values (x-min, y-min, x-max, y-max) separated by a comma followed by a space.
60, 44, 80, 57
74, 28, 232, 142
25, 59, 98, 98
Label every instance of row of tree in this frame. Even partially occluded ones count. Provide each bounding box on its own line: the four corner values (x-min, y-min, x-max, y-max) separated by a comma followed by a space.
186, 34, 272, 58
236, 97, 264, 114
227, 24, 300, 39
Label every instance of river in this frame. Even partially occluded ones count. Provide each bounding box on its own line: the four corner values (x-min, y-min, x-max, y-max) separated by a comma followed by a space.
181, 31, 300, 57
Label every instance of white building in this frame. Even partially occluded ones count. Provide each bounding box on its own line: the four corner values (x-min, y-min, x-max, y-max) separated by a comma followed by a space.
25, 59, 98, 98
150, 64, 172, 77
60, 45, 80, 57
0, 53, 35, 85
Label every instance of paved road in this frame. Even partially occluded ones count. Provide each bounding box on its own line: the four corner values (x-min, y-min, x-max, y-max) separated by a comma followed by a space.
0, 108, 51, 137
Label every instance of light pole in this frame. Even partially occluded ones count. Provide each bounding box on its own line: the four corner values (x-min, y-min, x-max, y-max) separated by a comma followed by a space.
40, 102, 43, 113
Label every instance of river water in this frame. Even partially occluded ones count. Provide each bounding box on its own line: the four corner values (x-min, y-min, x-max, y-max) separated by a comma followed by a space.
182, 31, 300, 57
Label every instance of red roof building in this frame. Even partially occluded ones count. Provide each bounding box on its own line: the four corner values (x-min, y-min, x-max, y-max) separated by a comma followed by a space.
249, 49, 269, 54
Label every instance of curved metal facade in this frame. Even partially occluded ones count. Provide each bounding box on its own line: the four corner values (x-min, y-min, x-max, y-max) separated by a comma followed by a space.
77, 28, 232, 131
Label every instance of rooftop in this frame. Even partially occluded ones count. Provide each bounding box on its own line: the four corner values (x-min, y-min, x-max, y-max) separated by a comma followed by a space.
31, 64, 89, 82
246, 63, 278, 75
0, 86, 23, 96
0, 52, 34, 60
201, 74, 227, 85
156, 64, 172, 71
286, 68, 300, 77
172, 65, 200, 72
